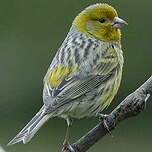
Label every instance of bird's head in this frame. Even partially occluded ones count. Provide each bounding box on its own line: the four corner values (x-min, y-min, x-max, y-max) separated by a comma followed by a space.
73, 3, 128, 42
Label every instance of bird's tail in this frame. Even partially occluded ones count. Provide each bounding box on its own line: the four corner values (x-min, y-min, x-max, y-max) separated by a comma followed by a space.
7, 106, 51, 145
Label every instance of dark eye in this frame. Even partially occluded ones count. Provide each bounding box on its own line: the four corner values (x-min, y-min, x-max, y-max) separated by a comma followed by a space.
98, 18, 106, 23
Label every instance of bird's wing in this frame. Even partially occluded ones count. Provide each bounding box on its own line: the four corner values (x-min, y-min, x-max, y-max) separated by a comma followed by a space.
43, 43, 121, 112
44, 71, 115, 113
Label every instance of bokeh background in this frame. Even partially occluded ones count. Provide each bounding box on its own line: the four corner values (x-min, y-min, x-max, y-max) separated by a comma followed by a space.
0, 0, 152, 152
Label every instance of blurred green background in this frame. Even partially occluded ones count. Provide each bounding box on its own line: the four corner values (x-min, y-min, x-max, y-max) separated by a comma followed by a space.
0, 0, 152, 152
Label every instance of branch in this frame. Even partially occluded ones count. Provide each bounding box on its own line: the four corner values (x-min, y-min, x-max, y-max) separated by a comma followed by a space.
64, 75, 152, 152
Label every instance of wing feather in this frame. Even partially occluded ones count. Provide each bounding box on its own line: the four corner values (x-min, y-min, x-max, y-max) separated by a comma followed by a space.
45, 69, 115, 113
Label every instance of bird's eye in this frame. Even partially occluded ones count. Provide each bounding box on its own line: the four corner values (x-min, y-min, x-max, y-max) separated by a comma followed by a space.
98, 18, 106, 23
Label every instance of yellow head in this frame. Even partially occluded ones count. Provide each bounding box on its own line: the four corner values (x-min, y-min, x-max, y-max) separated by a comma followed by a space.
73, 3, 127, 42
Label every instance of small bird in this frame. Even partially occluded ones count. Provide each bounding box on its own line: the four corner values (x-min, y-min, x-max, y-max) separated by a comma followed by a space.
8, 3, 127, 150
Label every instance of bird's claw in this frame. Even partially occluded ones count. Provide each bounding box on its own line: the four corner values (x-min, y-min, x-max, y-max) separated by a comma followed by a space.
62, 140, 75, 152
98, 113, 108, 120
97, 113, 113, 137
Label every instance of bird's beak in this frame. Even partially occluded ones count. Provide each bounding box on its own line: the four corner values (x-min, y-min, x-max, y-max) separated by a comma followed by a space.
112, 17, 128, 28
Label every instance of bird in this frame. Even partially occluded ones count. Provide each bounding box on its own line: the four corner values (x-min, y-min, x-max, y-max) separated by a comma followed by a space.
8, 3, 127, 150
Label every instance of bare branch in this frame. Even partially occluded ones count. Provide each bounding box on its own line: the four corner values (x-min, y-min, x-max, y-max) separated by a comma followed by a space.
64, 75, 152, 152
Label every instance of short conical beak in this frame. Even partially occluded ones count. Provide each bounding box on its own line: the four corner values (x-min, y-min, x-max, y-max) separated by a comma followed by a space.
112, 17, 128, 28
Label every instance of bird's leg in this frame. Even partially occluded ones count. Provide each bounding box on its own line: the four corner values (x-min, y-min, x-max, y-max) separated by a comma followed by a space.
62, 117, 75, 152
97, 113, 113, 136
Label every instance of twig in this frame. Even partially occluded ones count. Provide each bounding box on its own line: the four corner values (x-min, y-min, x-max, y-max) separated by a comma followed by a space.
64, 75, 152, 152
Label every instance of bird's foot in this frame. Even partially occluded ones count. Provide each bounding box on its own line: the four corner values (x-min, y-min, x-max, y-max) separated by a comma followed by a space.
97, 113, 114, 137
62, 140, 75, 152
